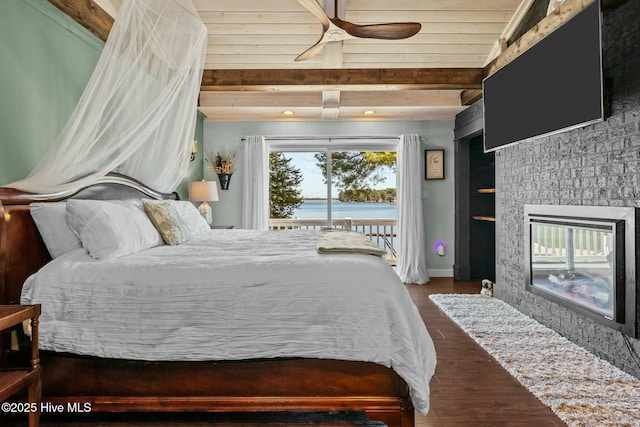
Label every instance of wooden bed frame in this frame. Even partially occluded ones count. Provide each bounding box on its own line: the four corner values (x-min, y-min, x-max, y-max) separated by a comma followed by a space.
0, 174, 415, 426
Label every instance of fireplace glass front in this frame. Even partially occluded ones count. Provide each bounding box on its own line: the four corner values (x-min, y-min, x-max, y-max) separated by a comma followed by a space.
524, 204, 637, 337
529, 220, 617, 320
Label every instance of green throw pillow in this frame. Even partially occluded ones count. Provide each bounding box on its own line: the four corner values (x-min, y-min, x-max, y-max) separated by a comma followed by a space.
143, 200, 191, 245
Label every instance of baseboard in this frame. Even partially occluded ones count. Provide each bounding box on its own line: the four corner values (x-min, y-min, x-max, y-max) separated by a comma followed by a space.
427, 268, 453, 278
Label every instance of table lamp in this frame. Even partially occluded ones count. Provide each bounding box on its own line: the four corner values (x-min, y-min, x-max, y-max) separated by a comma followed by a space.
190, 180, 219, 225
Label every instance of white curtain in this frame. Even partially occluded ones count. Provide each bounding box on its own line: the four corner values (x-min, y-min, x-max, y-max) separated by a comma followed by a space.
242, 136, 269, 230
396, 134, 429, 284
5, 0, 207, 194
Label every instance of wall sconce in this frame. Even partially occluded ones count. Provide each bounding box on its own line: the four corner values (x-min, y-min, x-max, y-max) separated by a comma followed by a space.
190, 180, 218, 225
434, 239, 447, 257
209, 152, 235, 190
190, 140, 198, 162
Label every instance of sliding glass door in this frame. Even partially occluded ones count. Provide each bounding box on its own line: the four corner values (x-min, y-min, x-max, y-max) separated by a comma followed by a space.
268, 144, 397, 263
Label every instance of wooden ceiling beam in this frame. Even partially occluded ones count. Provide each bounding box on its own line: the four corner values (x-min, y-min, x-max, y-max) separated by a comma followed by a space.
460, 89, 483, 105
198, 90, 463, 108
341, 90, 463, 107
48, 0, 112, 41
201, 68, 484, 91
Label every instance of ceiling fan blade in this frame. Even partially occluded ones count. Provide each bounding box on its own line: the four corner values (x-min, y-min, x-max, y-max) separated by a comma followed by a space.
294, 1, 420, 62
297, 0, 330, 31
295, 40, 329, 62
341, 22, 421, 40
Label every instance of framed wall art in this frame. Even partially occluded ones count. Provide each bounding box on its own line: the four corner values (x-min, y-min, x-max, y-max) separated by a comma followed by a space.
425, 149, 445, 180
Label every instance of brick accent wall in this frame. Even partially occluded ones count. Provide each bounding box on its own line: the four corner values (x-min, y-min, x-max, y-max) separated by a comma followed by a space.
495, 0, 640, 378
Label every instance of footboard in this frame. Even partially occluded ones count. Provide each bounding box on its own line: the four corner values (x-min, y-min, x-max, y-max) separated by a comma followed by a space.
41, 353, 415, 426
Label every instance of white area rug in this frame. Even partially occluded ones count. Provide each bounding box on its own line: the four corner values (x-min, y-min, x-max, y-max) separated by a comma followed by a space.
429, 294, 640, 427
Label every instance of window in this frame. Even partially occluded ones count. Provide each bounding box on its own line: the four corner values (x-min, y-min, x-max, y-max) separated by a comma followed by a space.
267, 137, 398, 263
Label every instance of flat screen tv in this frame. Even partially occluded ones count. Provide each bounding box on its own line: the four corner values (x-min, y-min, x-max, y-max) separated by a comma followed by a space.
483, 1, 604, 152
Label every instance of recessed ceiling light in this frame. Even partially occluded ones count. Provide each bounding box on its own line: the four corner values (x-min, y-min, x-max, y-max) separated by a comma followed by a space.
282, 110, 295, 115
363, 110, 375, 115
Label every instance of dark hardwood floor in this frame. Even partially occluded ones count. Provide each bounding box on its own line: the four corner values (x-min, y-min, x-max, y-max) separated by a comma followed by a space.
409, 277, 565, 427
4, 278, 565, 427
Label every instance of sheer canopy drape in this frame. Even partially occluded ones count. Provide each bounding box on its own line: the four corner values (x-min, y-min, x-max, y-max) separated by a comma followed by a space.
242, 136, 269, 230
396, 134, 429, 284
5, 0, 207, 194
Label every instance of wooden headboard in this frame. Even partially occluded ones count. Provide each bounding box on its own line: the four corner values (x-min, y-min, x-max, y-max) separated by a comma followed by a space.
0, 173, 178, 304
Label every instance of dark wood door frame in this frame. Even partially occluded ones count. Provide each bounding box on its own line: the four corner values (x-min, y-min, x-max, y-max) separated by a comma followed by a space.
453, 100, 483, 281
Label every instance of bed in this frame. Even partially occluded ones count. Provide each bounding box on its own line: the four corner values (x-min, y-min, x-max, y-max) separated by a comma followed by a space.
0, 174, 436, 426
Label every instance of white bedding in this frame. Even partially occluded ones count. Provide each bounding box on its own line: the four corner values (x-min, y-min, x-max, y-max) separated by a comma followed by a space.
21, 229, 436, 413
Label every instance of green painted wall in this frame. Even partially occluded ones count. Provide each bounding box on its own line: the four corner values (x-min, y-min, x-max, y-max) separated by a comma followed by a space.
0, 0, 103, 186
0, 0, 203, 194
174, 110, 206, 200
203, 120, 456, 276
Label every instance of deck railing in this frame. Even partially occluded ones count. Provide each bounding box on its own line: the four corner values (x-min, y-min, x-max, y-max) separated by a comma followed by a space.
268, 217, 397, 264
531, 223, 612, 264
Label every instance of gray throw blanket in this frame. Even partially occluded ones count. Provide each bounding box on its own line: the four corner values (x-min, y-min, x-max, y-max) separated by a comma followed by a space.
317, 229, 387, 256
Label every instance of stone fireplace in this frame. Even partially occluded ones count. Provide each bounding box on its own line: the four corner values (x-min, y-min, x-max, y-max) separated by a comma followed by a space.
524, 204, 637, 337
494, 0, 640, 379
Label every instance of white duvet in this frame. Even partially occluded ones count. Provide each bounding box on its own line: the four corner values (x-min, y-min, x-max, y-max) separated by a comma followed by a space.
21, 229, 436, 413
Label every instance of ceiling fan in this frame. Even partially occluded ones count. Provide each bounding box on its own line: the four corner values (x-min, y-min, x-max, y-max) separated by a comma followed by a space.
295, 0, 422, 62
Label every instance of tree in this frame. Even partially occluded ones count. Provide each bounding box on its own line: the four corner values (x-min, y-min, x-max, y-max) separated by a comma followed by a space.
314, 151, 396, 194
269, 152, 304, 218
338, 187, 396, 202
362, 152, 396, 170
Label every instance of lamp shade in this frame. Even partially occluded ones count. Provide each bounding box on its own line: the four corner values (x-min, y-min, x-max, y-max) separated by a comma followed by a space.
190, 180, 219, 202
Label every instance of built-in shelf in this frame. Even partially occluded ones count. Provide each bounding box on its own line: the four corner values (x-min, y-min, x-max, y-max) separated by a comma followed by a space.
472, 215, 496, 222
454, 128, 495, 281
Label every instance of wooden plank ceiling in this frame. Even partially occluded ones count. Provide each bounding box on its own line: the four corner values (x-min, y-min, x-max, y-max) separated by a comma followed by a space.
58, 0, 536, 121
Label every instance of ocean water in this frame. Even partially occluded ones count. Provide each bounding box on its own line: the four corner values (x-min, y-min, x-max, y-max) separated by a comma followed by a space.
292, 199, 396, 219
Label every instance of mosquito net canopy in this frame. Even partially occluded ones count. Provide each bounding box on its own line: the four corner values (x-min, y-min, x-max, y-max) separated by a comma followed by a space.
6, 0, 207, 194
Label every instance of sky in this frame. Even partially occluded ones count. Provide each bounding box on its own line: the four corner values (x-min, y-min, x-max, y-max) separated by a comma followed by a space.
285, 152, 396, 198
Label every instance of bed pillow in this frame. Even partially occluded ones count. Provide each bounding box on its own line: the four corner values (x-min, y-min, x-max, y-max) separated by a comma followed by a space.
29, 202, 83, 258
66, 199, 163, 260
168, 200, 211, 236
142, 200, 191, 245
